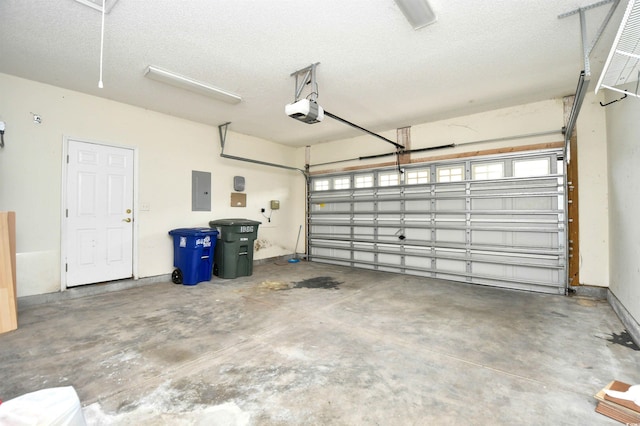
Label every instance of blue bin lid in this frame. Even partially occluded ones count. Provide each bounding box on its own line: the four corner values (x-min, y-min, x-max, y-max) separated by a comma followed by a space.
169, 227, 219, 237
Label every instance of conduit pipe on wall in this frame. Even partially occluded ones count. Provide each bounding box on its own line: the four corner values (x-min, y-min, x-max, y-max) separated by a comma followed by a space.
218, 122, 308, 179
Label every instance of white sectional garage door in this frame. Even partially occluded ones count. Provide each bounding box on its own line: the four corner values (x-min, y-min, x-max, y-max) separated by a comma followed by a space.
308, 149, 567, 294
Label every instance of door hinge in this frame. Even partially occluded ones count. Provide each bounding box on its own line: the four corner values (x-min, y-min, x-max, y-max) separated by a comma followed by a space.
65, 209, 68, 218
65, 263, 68, 272
67, 155, 69, 164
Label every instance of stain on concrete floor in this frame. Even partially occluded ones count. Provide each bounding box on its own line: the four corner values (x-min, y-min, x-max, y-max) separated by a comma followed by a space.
577, 298, 598, 307
292, 276, 341, 290
259, 276, 341, 291
259, 281, 290, 291
606, 330, 640, 351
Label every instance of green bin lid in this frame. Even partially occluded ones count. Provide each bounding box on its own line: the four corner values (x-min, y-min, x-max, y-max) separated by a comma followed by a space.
209, 218, 262, 227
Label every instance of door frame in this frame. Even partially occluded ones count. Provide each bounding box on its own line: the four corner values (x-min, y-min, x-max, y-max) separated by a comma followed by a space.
60, 136, 139, 291
566, 130, 579, 287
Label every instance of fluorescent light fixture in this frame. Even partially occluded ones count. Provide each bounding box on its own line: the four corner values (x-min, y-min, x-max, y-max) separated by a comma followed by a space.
144, 66, 242, 104
394, 0, 437, 30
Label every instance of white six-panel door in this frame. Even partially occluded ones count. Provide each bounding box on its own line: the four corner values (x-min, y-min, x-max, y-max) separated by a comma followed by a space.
65, 140, 134, 287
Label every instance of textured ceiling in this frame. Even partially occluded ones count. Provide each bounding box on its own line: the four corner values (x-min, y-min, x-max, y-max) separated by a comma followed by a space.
0, 0, 626, 147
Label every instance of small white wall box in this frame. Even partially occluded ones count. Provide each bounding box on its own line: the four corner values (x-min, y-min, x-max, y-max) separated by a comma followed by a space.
233, 176, 245, 192
270, 200, 280, 210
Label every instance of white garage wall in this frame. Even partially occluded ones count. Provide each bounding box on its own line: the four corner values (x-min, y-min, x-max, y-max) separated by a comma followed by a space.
605, 82, 640, 323
575, 91, 609, 287
0, 73, 304, 297
0, 71, 611, 298
307, 97, 609, 288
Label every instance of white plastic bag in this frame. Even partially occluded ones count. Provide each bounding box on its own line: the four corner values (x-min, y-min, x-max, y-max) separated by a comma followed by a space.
0, 386, 86, 426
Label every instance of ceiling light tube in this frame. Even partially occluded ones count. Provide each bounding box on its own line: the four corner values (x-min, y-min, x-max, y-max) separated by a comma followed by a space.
394, 0, 437, 30
144, 66, 242, 104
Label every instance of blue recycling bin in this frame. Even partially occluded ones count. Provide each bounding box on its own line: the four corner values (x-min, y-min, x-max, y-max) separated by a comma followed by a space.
168, 228, 219, 285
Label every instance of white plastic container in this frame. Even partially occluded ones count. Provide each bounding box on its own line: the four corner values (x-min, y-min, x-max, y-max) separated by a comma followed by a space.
0, 386, 86, 425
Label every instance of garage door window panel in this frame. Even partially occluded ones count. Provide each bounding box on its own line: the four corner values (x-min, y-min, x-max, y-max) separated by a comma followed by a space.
379, 172, 400, 187
437, 166, 464, 182
513, 158, 550, 177
355, 174, 374, 188
472, 162, 504, 180
406, 169, 430, 184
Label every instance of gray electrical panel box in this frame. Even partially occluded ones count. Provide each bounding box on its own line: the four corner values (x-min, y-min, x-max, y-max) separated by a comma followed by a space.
192, 170, 211, 211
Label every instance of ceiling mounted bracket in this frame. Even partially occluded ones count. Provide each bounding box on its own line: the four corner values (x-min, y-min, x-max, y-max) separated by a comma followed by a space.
217, 123, 307, 178
559, 0, 621, 157
286, 63, 403, 150
218, 122, 230, 151
73, 0, 120, 14
290, 63, 320, 103
559, 0, 621, 77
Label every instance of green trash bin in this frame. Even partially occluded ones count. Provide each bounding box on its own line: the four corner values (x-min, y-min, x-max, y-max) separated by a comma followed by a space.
209, 219, 261, 279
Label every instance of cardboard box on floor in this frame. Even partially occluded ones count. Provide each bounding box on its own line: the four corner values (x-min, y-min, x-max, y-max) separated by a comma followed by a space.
0, 211, 17, 334
595, 380, 640, 424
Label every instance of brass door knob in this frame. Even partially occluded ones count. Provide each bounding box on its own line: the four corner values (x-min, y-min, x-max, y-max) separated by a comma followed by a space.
123, 218, 132, 223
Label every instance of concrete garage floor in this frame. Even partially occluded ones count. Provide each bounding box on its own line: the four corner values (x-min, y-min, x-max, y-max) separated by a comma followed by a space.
1, 261, 639, 425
